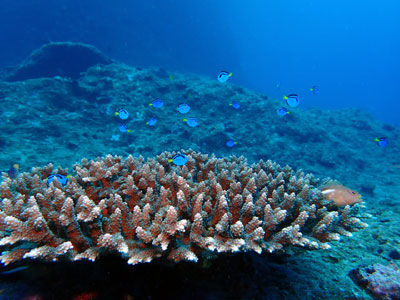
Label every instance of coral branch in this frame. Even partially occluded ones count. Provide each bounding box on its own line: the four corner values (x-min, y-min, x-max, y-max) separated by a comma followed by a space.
0, 150, 367, 265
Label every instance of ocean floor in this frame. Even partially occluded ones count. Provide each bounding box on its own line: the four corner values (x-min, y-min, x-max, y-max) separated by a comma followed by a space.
0, 43, 399, 300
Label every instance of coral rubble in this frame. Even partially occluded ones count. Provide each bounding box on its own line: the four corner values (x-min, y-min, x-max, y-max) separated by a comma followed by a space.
0, 150, 367, 266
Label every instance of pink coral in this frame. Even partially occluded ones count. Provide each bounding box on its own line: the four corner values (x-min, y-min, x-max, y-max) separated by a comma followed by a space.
0, 150, 367, 265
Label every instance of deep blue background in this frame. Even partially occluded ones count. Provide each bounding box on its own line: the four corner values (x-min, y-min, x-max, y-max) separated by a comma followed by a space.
1, 0, 399, 125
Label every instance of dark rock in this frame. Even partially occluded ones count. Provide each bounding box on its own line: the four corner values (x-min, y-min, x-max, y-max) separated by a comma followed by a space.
327, 254, 340, 263
232, 86, 245, 94
351, 119, 372, 131
153, 67, 169, 79
156, 85, 170, 93
141, 74, 154, 82
66, 142, 78, 151
360, 185, 375, 197
47, 91, 76, 111
174, 82, 187, 90
0, 137, 6, 148
173, 129, 190, 140
383, 124, 396, 132
199, 132, 228, 150
389, 250, 400, 260
4, 42, 112, 82
349, 263, 400, 300
95, 96, 112, 104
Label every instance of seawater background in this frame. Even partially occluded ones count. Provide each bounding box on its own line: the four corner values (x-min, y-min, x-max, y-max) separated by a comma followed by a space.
0, 0, 399, 126
0, 1, 400, 299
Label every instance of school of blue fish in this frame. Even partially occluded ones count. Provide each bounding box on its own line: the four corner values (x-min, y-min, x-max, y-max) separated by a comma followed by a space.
4, 72, 390, 185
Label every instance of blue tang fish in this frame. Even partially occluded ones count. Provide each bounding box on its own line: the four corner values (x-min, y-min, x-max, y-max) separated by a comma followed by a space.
168, 154, 188, 166
310, 85, 318, 95
183, 117, 199, 127
226, 140, 237, 148
178, 103, 191, 114
283, 94, 300, 107
217, 71, 232, 83
229, 102, 240, 109
7, 164, 19, 179
47, 174, 70, 187
375, 137, 388, 147
149, 99, 164, 108
146, 118, 157, 126
115, 108, 129, 120
119, 124, 131, 133
277, 107, 290, 117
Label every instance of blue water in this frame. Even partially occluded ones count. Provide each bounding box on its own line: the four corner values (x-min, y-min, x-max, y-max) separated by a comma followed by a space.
1, 0, 399, 125
1, 3, 400, 299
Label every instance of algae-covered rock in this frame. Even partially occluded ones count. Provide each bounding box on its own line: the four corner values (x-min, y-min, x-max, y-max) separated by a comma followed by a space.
4, 42, 112, 82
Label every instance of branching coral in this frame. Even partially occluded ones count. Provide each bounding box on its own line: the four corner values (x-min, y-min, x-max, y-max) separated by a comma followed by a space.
0, 150, 367, 265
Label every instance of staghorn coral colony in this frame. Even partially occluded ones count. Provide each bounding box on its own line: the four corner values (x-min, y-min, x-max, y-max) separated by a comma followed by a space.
0, 150, 367, 266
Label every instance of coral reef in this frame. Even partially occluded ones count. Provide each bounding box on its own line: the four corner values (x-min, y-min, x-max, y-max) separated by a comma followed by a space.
350, 263, 400, 300
3, 42, 112, 82
0, 150, 367, 266
1, 44, 399, 298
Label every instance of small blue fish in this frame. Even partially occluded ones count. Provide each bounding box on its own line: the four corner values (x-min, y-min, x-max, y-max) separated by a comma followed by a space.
277, 107, 290, 117
177, 103, 191, 114
283, 94, 300, 107
183, 117, 199, 127
149, 99, 164, 108
375, 137, 388, 147
7, 164, 19, 179
217, 71, 233, 83
114, 108, 129, 120
47, 174, 70, 187
119, 124, 131, 133
229, 102, 240, 109
310, 85, 318, 95
168, 154, 188, 166
226, 140, 237, 148
146, 118, 157, 126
